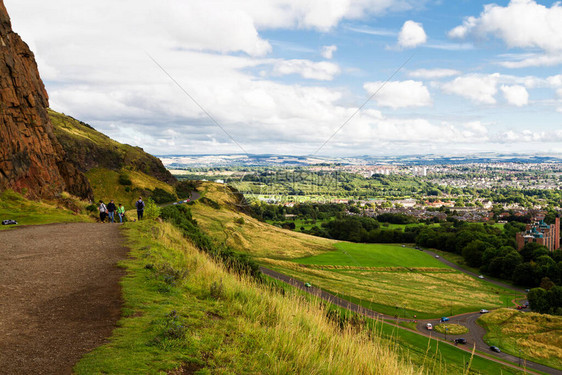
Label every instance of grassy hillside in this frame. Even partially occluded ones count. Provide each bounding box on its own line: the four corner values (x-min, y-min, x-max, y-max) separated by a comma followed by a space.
74, 220, 421, 374
191, 182, 522, 318
0, 190, 92, 229
86, 168, 176, 210
479, 308, 562, 370
49, 109, 175, 184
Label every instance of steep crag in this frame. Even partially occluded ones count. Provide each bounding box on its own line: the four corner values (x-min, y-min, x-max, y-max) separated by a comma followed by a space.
0, 1, 93, 199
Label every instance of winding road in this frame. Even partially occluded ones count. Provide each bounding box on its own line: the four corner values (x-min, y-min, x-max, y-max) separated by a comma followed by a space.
260, 259, 562, 375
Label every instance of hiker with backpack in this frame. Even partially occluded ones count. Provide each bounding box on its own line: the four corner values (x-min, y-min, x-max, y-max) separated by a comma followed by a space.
117, 203, 125, 223
135, 197, 145, 220
98, 200, 107, 223
107, 200, 117, 223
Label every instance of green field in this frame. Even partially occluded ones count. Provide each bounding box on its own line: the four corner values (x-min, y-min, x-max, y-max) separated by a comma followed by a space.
193, 183, 523, 319
295, 242, 447, 268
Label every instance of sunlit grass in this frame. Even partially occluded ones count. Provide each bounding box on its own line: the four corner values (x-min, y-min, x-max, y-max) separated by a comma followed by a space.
0, 190, 91, 230
479, 308, 562, 370
74, 220, 425, 374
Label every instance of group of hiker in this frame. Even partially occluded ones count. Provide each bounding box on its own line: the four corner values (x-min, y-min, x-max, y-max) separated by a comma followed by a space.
98, 197, 145, 223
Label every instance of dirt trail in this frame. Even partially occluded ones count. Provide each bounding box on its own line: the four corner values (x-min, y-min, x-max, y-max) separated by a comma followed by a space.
0, 223, 128, 375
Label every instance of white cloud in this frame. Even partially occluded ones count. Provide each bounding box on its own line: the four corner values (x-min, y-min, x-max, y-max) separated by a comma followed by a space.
363, 80, 431, 109
398, 20, 427, 48
321, 45, 338, 59
442, 74, 499, 104
408, 68, 461, 79
498, 53, 562, 68
500, 85, 529, 107
449, 0, 562, 67
272, 59, 341, 80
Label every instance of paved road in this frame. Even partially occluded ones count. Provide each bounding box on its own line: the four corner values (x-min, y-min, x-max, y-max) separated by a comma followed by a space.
0, 223, 128, 375
261, 266, 562, 375
160, 191, 201, 208
422, 248, 526, 294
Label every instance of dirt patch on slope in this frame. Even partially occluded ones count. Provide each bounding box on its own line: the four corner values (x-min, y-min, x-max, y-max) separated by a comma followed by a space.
0, 223, 128, 374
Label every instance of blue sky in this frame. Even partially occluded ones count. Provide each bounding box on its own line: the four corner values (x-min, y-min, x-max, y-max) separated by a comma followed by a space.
5, 0, 562, 156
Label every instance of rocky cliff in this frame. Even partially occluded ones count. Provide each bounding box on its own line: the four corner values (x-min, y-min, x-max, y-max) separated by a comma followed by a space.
0, 1, 93, 199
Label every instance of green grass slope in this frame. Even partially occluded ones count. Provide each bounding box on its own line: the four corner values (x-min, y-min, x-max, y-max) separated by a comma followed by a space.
49, 109, 175, 185
86, 168, 177, 210
74, 220, 422, 374
0, 190, 92, 229
191, 182, 522, 319
479, 308, 562, 370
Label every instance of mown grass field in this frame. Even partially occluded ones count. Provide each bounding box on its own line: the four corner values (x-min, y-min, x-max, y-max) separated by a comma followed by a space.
0, 190, 91, 230
479, 308, 562, 370
295, 242, 447, 268
74, 220, 425, 374
192, 183, 522, 319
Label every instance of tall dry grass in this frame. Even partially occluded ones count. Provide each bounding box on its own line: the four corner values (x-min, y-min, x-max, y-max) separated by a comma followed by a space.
152, 222, 429, 374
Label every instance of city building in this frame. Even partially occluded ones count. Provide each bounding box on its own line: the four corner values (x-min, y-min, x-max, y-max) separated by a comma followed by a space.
516, 216, 560, 252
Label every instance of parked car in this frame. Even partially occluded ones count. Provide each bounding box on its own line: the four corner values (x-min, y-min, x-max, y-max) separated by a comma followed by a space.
426, 323, 433, 330
478, 275, 485, 279
304, 282, 312, 288
480, 309, 489, 314
435, 255, 440, 258
455, 338, 467, 344
490, 346, 501, 353
440, 317, 449, 322
402, 245, 405, 247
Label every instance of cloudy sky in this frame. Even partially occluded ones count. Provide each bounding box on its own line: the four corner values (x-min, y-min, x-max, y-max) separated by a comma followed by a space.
5, 0, 562, 156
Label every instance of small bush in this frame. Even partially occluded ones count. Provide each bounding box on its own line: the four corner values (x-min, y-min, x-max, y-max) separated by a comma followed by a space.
86, 204, 98, 213
118, 173, 132, 186
144, 198, 161, 220
150, 188, 177, 204
235, 217, 245, 225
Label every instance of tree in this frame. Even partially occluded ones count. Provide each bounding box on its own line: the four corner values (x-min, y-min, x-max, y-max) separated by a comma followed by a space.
540, 277, 555, 291
462, 240, 489, 267
528, 288, 549, 313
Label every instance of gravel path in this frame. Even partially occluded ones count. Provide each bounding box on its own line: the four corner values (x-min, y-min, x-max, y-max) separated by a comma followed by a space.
0, 223, 128, 375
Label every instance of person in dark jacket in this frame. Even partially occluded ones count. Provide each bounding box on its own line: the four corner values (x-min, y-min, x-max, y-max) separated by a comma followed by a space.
107, 200, 117, 223
135, 197, 145, 220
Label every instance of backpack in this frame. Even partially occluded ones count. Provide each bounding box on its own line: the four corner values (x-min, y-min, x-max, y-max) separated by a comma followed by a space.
99, 203, 107, 213
136, 200, 145, 210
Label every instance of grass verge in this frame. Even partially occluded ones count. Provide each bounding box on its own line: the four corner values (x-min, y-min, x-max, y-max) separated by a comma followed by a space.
74, 219, 423, 374
434, 323, 469, 335
0, 190, 91, 230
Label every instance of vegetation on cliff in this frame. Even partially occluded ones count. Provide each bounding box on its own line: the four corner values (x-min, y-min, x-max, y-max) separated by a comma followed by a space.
49, 109, 175, 185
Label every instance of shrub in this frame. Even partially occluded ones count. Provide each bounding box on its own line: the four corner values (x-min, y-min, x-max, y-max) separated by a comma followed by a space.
144, 198, 161, 220
118, 173, 132, 186
150, 188, 177, 204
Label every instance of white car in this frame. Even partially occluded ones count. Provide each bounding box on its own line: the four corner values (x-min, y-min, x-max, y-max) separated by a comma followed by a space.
478, 275, 484, 279
480, 309, 489, 314
426, 323, 433, 330
435, 255, 440, 258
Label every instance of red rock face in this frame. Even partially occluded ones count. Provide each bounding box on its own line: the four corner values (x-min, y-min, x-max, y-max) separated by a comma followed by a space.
0, 1, 92, 199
